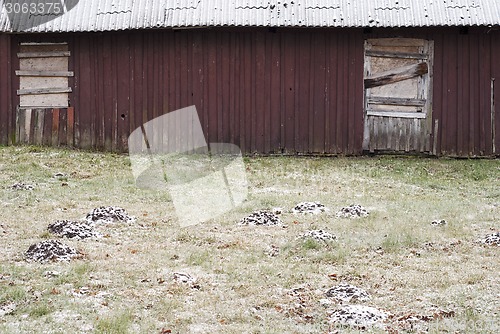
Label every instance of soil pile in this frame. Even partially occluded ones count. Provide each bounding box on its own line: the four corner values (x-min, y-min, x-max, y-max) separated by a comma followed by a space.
328, 304, 389, 329
292, 202, 328, 214
336, 205, 369, 218
301, 230, 336, 242
238, 210, 283, 226
85, 206, 136, 224
325, 284, 371, 303
25, 240, 80, 262
48, 220, 101, 240
10, 182, 34, 191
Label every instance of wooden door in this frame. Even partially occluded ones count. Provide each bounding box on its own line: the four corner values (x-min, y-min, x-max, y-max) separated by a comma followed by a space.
362, 38, 433, 153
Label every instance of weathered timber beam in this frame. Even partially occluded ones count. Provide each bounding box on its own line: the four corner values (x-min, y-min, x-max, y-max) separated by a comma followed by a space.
16, 70, 74, 77
364, 62, 428, 89
368, 97, 426, 107
17, 87, 72, 95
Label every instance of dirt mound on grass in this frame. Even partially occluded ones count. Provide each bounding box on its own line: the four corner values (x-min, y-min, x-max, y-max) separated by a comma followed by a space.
85, 206, 136, 224
328, 304, 389, 329
238, 210, 283, 226
325, 284, 371, 303
478, 232, 500, 246
300, 230, 336, 242
25, 240, 80, 262
10, 182, 34, 191
335, 205, 369, 218
292, 202, 328, 214
48, 220, 101, 240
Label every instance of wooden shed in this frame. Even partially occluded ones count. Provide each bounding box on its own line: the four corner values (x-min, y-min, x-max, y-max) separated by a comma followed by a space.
0, 0, 499, 157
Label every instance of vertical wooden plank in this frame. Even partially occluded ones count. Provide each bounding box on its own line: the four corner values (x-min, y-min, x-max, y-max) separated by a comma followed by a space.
354, 31, 365, 154
255, 31, 266, 153
67, 107, 74, 146
52, 108, 60, 146
312, 32, 326, 153
262, 32, 272, 153
27, 109, 35, 144
116, 34, 131, 151
431, 33, 443, 156
133, 33, 144, 149
34, 109, 44, 145
479, 34, 491, 155
207, 33, 218, 148
0, 34, 12, 145
469, 36, 479, 156
297, 32, 311, 153
457, 35, 468, 156
270, 31, 281, 153
17, 109, 25, 144
347, 31, 358, 154
42, 108, 53, 146
59, 108, 67, 146
337, 33, 348, 153
328, 33, 338, 153
282, 32, 298, 152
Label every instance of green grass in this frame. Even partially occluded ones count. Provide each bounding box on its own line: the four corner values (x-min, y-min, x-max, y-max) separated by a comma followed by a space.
0, 146, 498, 333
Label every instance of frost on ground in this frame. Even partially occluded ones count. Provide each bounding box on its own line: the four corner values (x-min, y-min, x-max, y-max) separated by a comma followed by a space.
300, 230, 336, 242
478, 232, 500, 246
325, 284, 371, 303
238, 210, 283, 226
9, 182, 34, 191
25, 240, 80, 262
48, 220, 101, 240
335, 205, 369, 218
328, 304, 389, 329
292, 202, 328, 214
85, 206, 136, 224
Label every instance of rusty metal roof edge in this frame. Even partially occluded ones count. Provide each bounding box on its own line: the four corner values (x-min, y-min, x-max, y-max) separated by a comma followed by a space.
1, 0, 500, 33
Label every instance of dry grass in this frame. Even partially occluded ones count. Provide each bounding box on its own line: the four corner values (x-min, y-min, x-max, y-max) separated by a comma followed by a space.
0, 146, 498, 333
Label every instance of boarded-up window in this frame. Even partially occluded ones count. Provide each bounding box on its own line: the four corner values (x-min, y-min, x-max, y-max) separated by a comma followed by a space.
16, 42, 72, 108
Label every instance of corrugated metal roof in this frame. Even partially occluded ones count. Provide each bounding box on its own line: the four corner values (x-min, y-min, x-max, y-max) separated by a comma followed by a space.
1, 0, 499, 33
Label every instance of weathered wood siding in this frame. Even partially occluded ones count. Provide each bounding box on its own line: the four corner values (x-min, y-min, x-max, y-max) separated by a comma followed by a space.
0, 34, 12, 145
15, 108, 74, 146
10, 29, 365, 154
0, 27, 499, 156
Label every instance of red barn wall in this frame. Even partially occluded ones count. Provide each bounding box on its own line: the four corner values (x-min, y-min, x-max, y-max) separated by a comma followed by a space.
0, 33, 12, 145
3, 27, 500, 156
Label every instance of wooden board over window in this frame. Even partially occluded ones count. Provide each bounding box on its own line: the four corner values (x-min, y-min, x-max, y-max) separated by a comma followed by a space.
363, 38, 434, 153
17, 43, 72, 108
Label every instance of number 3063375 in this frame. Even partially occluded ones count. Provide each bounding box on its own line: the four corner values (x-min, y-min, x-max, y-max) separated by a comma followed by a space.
4, 2, 64, 15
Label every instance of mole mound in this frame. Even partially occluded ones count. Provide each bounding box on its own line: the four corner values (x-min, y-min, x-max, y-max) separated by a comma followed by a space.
238, 210, 283, 226
325, 284, 371, 303
85, 206, 136, 225
328, 304, 389, 329
292, 202, 328, 214
300, 230, 337, 242
48, 220, 101, 240
336, 205, 369, 218
25, 240, 80, 263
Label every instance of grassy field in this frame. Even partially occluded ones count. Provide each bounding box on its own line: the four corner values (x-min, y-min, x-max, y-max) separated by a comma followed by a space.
0, 146, 498, 333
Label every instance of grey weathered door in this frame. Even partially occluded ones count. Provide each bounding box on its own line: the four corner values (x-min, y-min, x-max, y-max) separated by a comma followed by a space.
363, 38, 433, 153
